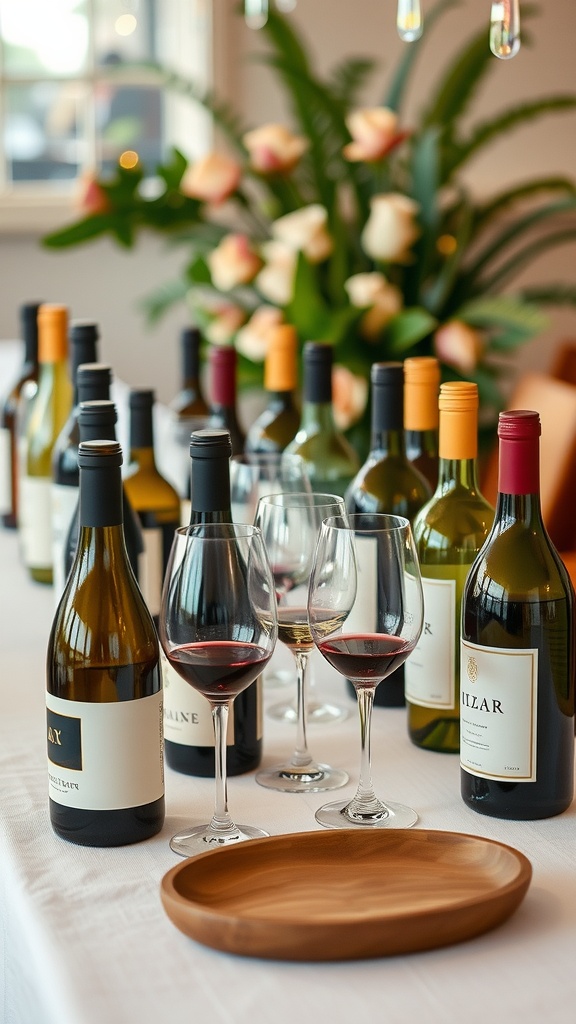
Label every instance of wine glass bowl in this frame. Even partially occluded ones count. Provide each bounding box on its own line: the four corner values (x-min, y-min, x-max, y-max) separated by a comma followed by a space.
159, 524, 277, 856
308, 513, 424, 829
254, 492, 349, 793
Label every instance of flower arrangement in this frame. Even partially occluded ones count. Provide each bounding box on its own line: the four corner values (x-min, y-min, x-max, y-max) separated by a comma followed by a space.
43, 1, 576, 436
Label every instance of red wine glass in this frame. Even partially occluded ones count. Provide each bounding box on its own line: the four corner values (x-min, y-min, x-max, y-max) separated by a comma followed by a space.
254, 492, 349, 793
308, 513, 424, 828
159, 524, 278, 856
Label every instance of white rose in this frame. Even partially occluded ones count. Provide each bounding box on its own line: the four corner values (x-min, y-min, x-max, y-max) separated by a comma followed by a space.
271, 204, 333, 263
207, 234, 262, 292
235, 306, 284, 362
361, 193, 420, 264
345, 271, 403, 338
255, 241, 297, 305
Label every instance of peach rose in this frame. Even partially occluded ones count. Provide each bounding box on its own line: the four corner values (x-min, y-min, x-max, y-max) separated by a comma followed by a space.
181, 152, 242, 205
271, 204, 334, 263
344, 272, 404, 339
332, 364, 369, 431
204, 304, 246, 345
343, 107, 406, 162
433, 321, 485, 375
243, 123, 309, 174
76, 172, 111, 215
255, 241, 297, 305
361, 193, 420, 264
235, 306, 284, 362
207, 234, 262, 292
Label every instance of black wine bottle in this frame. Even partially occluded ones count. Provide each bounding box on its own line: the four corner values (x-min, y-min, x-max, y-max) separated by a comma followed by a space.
461, 410, 574, 819
51, 327, 103, 598
170, 326, 210, 420
208, 345, 246, 455
163, 428, 263, 777
63, 400, 144, 586
47, 439, 165, 846
123, 389, 181, 623
344, 362, 432, 707
0, 302, 41, 529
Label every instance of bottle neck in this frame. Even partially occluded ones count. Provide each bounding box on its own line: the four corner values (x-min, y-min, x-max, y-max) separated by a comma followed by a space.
495, 432, 541, 525
79, 463, 123, 527
300, 400, 337, 434
437, 457, 480, 493
370, 381, 404, 456
371, 428, 406, 458
129, 446, 157, 472
405, 428, 438, 461
189, 456, 231, 520
267, 389, 297, 411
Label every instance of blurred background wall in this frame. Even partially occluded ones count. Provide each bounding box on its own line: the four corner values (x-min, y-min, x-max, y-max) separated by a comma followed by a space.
0, 0, 575, 403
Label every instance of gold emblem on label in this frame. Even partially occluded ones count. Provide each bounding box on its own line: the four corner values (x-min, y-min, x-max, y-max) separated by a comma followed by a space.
467, 656, 478, 683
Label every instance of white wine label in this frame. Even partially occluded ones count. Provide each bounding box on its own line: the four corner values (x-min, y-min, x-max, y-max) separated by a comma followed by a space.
51, 482, 79, 600
46, 690, 164, 810
0, 427, 12, 515
345, 535, 377, 633
20, 475, 53, 569
460, 640, 538, 782
140, 527, 163, 616
405, 575, 456, 708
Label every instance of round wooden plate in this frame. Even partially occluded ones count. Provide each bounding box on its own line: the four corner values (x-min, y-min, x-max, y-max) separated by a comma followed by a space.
160, 828, 532, 961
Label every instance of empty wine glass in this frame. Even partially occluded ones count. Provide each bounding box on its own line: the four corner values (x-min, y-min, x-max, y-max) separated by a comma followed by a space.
254, 492, 349, 793
159, 524, 278, 856
308, 513, 424, 828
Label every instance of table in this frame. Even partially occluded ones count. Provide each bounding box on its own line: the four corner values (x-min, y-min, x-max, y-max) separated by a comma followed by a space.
1, 523, 575, 1024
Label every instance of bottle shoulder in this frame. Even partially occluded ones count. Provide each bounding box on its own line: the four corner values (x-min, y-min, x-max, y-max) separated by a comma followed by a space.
413, 485, 494, 557
123, 464, 181, 513
346, 452, 431, 519
245, 402, 300, 453
466, 518, 574, 601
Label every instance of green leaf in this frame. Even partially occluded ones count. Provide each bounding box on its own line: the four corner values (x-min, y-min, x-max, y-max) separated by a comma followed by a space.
478, 227, 576, 294
464, 197, 576, 282
139, 277, 191, 322
329, 57, 378, 105
456, 295, 548, 337
157, 147, 189, 189
447, 97, 576, 176
284, 252, 332, 339
42, 214, 118, 248
473, 178, 576, 231
520, 284, 576, 308
385, 308, 438, 354
424, 195, 475, 314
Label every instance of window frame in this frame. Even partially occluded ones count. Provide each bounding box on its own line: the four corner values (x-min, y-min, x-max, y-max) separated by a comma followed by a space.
0, 0, 214, 235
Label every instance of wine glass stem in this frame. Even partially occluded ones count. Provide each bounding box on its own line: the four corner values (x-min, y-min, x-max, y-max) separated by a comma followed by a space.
209, 702, 235, 833
351, 686, 380, 811
290, 650, 313, 767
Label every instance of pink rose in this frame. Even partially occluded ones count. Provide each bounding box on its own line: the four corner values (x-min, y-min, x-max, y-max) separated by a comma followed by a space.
181, 152, 242, 205
434, 321, 485, 374
272, 204, 333, 263
204, 304, 247, 345
207, 234, 262, 292
344, 272, 404, 339
235, 306, 284, 362
361, 193, 421, 264
243, 123, 309, 174
343, 108, 407, 163
76, 172, 111, 215
332, 364, 369, 431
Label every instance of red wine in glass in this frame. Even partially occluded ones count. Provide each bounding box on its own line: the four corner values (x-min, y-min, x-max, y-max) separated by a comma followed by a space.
166, 641, 271, 699
318, 633, 416, 683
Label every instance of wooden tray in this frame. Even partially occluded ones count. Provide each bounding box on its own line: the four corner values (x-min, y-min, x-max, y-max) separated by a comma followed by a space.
160, 829, 532, 961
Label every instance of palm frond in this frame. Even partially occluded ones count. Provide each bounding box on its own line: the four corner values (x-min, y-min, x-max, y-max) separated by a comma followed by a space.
328, 57, 378, 106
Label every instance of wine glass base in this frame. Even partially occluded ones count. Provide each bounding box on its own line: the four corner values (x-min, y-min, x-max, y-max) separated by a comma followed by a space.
315, 799, 418, 830
169, 823, 269, 858
256, 762, 349, 793
266, 700, 349, 724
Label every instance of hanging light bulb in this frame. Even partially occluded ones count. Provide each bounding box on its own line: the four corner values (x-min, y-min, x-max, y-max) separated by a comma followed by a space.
397, 0, 423, 42
245, 0, 269, 29
276, 0, 297, 10
490, 0, 521, 59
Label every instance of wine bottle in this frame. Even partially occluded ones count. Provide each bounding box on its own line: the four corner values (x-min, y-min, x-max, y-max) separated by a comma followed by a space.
461, 410, 574, 819
344, 362, 432, 707
405, 382, 494, 752
47, 439, 165, 846
208, 345, 246, 455
21, 304, 72, 584
404, 355, 440, 490
245, 324, 300, 453
51, 327, 103, 599
170, 326, 210, 419
163, 427, 263, 777
63, 400, 144, 587
285, 341, 360, 497
0, 301, 41, 529
123, 388, 181, 623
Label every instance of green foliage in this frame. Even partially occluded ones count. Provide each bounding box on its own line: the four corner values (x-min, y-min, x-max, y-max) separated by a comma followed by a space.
40, 2, 576, 426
